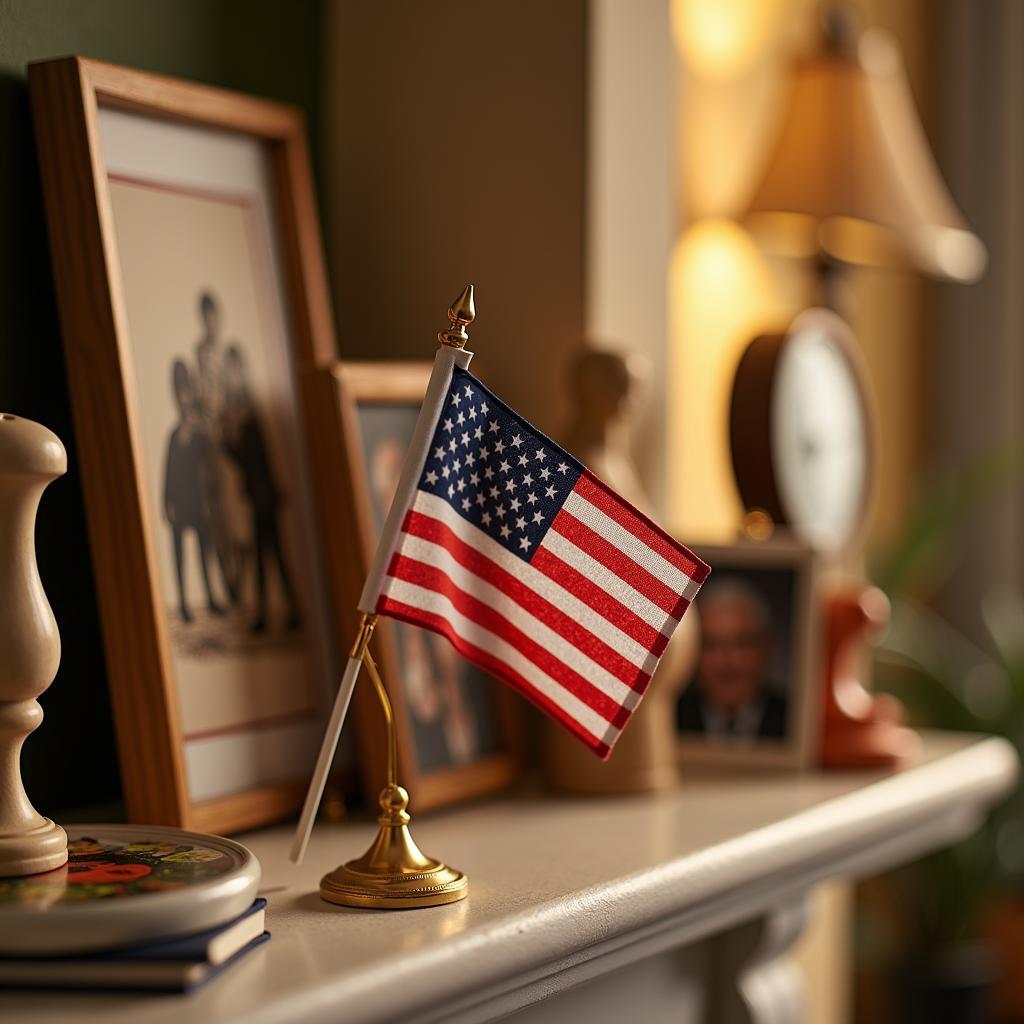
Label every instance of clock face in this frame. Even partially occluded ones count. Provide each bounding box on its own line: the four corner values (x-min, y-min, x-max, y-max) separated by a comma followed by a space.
770, 323, 869, 552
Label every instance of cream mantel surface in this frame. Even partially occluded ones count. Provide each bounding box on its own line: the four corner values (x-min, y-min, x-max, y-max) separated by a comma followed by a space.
3, 732, 1016, 1024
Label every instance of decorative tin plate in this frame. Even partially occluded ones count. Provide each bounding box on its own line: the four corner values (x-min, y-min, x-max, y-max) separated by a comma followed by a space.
0, 825, 261, 954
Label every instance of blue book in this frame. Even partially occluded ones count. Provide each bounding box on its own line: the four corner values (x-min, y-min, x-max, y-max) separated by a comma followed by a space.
0, 898, 268, 993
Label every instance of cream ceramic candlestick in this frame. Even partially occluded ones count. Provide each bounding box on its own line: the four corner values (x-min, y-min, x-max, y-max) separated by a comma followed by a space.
0, 414, 68, 876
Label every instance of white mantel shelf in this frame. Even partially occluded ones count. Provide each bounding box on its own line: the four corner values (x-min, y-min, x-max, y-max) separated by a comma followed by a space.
3, 732, 1017, 1024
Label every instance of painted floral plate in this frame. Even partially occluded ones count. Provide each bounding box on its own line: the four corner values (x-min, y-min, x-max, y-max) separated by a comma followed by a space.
0, 824, 261, 954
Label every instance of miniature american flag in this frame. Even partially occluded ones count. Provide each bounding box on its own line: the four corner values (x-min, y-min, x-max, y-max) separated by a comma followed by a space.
375, 367, 711, 759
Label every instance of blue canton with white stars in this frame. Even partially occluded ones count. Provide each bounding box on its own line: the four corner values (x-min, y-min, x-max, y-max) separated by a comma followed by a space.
418, 367, 584, 562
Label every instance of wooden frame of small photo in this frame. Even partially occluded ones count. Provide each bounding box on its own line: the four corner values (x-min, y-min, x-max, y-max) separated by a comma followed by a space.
675, 539, 820, 770
303, 360, 524, 812
29, 57, 342, 833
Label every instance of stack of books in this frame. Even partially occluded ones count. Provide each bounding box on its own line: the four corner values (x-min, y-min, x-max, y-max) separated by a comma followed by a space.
0, 898, 267, 993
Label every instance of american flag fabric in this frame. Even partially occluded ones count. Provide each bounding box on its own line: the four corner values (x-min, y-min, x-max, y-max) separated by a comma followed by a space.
376, 367, 711, 758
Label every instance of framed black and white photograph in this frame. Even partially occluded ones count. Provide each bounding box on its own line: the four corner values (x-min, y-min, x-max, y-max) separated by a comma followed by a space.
29, 58, 339, 833
676, 541, 820, 769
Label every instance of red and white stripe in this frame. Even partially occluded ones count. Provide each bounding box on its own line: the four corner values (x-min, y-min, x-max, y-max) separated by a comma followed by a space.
377, 470, 710, 758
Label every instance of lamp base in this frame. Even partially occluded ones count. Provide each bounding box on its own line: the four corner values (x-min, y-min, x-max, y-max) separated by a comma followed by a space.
319, 784, 467, 910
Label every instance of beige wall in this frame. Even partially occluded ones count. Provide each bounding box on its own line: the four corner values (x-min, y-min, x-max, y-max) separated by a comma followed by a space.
927, 0, 1024, 635
322, 1, 587, 437
586, 0, 676, 508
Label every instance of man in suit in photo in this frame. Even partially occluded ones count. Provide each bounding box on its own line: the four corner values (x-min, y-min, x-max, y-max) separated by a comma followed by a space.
677, 579, 787, 741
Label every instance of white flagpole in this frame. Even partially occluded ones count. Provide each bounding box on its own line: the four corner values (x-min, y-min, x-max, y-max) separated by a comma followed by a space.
289, 287, 475, 864
289, 648, 364, 863
357, 344, 473, 611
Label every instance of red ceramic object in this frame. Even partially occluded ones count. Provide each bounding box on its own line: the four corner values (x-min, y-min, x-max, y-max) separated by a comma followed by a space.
820, 586, 920, 769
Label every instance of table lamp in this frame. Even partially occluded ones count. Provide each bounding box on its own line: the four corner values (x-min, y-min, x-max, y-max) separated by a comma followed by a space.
732, 5, 986, 768
744, 5, 986, 298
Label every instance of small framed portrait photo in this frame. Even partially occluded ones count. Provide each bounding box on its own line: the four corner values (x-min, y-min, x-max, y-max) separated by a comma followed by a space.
676, 541, 820, 769
306, 360, 523, 812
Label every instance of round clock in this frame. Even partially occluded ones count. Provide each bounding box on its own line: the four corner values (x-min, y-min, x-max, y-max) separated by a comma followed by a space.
729, 308, 876, 554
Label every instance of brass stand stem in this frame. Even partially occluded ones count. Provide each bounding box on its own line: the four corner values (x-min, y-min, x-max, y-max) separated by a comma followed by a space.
318, 612, 468, 909
349, 612, 398, 792
362, 645, 397, 793
350, 611, 378, 661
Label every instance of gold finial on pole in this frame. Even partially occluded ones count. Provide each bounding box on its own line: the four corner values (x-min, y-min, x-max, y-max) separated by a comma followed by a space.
438, 284, 475, 348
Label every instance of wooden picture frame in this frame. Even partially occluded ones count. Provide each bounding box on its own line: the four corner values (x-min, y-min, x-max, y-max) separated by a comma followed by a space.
28, 57, 340, 833
303, 360, 523, 812
675, 540, 820, 770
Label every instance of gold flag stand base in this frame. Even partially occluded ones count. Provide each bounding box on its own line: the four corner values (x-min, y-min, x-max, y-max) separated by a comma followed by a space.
319, 783, 467, 909
319, 611, 468, 910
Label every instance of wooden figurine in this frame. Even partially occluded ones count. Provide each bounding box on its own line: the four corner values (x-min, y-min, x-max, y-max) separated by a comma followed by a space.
0, 414, 68, 876
542, 348, 700, 794
560, 349, 652, 508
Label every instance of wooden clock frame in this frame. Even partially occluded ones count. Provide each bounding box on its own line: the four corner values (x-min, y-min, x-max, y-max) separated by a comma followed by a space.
729, 307, 878, 554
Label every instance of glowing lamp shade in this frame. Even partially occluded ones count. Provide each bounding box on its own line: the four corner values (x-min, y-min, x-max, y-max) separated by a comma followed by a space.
743, 26, 986, 283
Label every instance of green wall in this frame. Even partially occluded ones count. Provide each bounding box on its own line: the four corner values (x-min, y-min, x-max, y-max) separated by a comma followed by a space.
0, 0, 325, 817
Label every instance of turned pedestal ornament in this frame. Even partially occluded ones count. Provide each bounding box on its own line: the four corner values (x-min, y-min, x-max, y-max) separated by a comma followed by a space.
0, 414, 68, 876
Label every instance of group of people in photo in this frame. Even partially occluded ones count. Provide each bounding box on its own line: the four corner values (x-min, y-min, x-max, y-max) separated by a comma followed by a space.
162, 291, 301, 636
